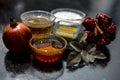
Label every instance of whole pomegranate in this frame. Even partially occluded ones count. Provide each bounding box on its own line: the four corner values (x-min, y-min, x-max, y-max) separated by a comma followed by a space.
2, 17, 32, 53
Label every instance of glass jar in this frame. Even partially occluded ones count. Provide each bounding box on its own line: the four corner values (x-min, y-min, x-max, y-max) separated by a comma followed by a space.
51, 8, 86, 40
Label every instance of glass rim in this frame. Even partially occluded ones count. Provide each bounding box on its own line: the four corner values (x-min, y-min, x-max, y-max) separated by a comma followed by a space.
51, 8, 86, 21
20, 10, 56, 25
29, 34, 67, 51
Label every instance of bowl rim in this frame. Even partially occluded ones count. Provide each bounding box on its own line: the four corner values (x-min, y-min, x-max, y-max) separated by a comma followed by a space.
29, 34, 67, 56
51, 8, 86, 21
20, 10, 56, 26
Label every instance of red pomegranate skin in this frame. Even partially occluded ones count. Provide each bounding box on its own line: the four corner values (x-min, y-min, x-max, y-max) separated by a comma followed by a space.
3, 22, 32, 53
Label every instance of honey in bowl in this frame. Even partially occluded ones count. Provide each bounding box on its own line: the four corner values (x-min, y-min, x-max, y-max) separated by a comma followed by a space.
29, 34, 67, 63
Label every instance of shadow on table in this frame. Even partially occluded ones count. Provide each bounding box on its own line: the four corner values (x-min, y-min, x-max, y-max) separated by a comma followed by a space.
4, 51, 31, 77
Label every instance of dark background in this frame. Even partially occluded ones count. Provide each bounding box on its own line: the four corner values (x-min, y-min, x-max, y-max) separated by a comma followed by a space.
0, 0, 120, 80
0, 0, 119, 25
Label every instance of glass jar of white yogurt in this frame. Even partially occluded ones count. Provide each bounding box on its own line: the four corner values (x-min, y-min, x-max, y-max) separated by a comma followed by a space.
51, 8, 86, 40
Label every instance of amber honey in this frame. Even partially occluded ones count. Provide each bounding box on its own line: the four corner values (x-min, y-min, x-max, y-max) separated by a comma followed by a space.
29, 35, 67, 63
33, 45, 62, 63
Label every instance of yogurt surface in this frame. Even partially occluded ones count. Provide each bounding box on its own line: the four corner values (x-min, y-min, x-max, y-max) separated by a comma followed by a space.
54, 11, 83, 20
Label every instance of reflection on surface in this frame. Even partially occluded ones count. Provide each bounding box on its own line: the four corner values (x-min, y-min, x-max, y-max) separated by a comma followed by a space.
67, 46, 110, 71
4, 51, 31, 76
4, 51, 64, 80
31, 57, 64, 80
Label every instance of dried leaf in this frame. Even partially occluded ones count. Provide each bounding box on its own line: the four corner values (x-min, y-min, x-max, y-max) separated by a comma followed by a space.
80, 50, 90, 63
67, 31, 108, 68
86, 43, 96, 53
87, 54, 95, 62
78, 32, 87, 44
67, 51, 81, 67
91, 51, 107, 59
69, 41, 82, 52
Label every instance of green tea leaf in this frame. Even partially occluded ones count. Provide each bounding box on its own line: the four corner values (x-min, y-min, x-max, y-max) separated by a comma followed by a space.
67, 51, 81, 67
91, 50, 107, 59
86, 43, 96, 53
69, 41, 82, 52
78, 32, 87, 44
86, 54, 95, 62
80, 50, 90, 63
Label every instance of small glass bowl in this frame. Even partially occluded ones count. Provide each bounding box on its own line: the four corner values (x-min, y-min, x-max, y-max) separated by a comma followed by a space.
29, 34, 67, 63
20, 10, 56, 39
51, 8, 86, 40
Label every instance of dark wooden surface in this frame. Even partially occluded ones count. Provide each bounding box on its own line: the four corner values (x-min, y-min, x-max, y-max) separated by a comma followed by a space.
0, 0, 120, 80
